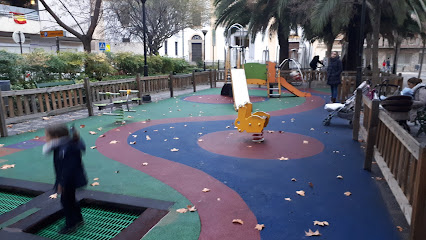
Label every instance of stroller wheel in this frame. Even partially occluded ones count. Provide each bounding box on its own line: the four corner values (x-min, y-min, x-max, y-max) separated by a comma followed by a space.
323, 119, 331, 126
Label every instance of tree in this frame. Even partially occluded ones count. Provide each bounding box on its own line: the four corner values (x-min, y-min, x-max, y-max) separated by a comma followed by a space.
214, 0, 306, 64
104, 0, 210, 55
39, 0, 103, 52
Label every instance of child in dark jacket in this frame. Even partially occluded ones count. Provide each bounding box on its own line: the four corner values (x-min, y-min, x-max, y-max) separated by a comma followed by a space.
43, 124, 87, 234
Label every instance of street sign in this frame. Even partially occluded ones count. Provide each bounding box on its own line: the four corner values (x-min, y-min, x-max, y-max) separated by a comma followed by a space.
12, 31, 25, 44
40, 30, 64, 38
99, 42, 106, 51
106, 44, 111, 52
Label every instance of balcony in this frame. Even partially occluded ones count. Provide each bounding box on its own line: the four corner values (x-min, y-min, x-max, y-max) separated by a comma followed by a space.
0, 4, 41, 34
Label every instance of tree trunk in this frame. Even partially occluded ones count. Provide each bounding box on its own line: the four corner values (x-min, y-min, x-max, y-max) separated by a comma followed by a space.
419, 38, 426, 78
326, 41, 333, 58
365, 33, 373, 69
278, 23, 289, 66
82, 37, 92, 53
344, 7, 361, 71
371, 1, 382, 86
392, 34, 402, 74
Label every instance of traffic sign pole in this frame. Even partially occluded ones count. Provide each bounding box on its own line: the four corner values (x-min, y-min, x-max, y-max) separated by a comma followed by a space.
18, 31, 22, 54
56, 37, 60, 54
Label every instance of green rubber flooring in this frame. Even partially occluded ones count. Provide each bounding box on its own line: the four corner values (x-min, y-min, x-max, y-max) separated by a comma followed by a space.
0, 191, 34, 215
35, 205, 140, 240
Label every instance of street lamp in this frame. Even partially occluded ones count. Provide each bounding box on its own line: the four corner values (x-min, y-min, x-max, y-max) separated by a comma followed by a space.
141, 0, 148, 76
202, 30, 208, 71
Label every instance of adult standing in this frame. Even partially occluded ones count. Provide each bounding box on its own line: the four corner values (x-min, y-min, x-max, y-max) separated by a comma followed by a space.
386, 58, 391, 72
327, 51, 343, 103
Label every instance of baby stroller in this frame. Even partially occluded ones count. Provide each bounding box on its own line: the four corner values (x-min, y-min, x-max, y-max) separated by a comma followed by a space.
323, 81, 370, 127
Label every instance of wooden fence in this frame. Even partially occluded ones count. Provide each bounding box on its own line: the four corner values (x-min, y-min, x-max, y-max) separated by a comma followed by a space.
0, 70, 218, 136
353, 88, 426, 240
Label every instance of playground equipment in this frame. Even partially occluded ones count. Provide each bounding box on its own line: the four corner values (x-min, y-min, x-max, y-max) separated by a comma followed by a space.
95, 90, 141, 123
234, 102, 270, 142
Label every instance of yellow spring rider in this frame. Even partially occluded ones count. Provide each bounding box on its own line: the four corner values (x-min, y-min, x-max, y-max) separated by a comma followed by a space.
234, 102, 270, 142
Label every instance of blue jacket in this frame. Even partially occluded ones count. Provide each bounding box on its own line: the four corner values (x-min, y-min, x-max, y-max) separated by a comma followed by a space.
53, 138, 87, 189
327, 57, 343, 85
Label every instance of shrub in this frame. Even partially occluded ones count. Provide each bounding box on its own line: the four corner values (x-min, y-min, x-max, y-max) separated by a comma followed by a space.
0, 50, 22, 84
147, 55, 163, 75
58, 52, 85, 78
114, 52, 142, 75
171, 58, 191, 73
85, 53, 115, 80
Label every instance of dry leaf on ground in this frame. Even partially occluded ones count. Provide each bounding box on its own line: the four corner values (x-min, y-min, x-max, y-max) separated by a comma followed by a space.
146, 135, 151, 140
89, 131, 97, 135
176, 208, 188, 213
337, 175, 343, 179
90, 146, 97, 149
132, 135, 137, 138
397, 226, 403, 232
42, 117, 51, 120
49, 193, 58, 199
310, 128, 315, 131
309, 182, 314, 188
278, 157, 289, 161
303, 140, 309, 144
344, 191, 352, 196
1, 164, 15, 170
93, 178, 99, 181
6, 124, 13, 128
109, 140, 119, 144
267, 130, 274, 133
285, 198, 292, 201
232, 219, 244, 225
142, 162, 148, 166
170, 148, 179, 152
188, 205, 197, 212
80, 125, 85, 128
296, 190, 305, 196
173, 137, 179, 140
198, 139, 204, 142
97, 127, 102, 131
202, 188, 210, 192
0, 144, 4, 147
255, 224, 265, 231
313, 221, 329, 227
130, 141, 136, 145
34, 136, 40, 140
291, 178, 297, 182
99, 135, 105, 138
91, 182, 100, 186
305, 229, 321, 237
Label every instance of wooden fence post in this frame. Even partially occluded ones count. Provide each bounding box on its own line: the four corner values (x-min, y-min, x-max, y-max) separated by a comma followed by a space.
192, 71, 196, 92
136, 74, 142, 105
214, 70, 217, 87
0, 91, 8, 137
84, 78, 94, 116
169, 72, 174, 98
353, 88, 362, 141
410, 144, 426, 240
364, 99, 380, 171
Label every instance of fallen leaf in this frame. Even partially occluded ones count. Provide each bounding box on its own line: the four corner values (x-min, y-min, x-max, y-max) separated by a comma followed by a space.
90, 146, 97, 149
232, 219, 244, 225
173, 137, 179, 140
109, 140, 119, 144
89, 131, 97, 135
198, 133, 203, 135
313, 221, 329, 227
0, 164, 15, 170
255, 224, 265, 231
170, 126, 174, 129
42, 117, 51, 120
127, 116, 134, 118
309, 182, 314, 188
146, 135, 151, 140
164, 139, 168, 142
303, 140, 309, 144
278, 156, 289, 161
93, 178, 99, 180
291, 178, 297, 182
198, 139, 204, 142
337, 175, 343, 179
344, 191, 352, 196
184, 125, 187, 127
247, 146, 252, 148
217, 198, 221, 201
97, 127, 103, 131
176, 208, 188, 213
0, 144, 4, 147
34, 136, 40, 140
305, 229, 321, 237
142, 162, 148, 166
396, 226, 403, 232
49, 193, 58, 199
115, 129, 121, 131
267, 130, 275, 133
310, 128, 315, 131
130, 141, 136, 145
28, 129, 36, 132
285, 198, 292, 201
132, 135, 137, 138
188, 205, 197, 212
296, 190, 305, 196
202, 188, 210, 192
91, 182, 100, 186
80, 125, 85, 128
226, 126, 230, 128
6, 124, 13, 128
375, 177, 383, 181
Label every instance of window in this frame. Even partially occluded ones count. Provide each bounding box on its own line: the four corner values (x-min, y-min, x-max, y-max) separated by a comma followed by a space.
164, 40, 168, 55
235, 36, 249, 47
192, 35, 202, 40
175, 42, 178, 56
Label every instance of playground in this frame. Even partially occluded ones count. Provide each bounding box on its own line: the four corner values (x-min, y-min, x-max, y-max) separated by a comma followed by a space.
0, 59, 409, 240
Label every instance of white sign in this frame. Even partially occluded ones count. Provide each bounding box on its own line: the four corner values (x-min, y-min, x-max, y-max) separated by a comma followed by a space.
12, 31, 25, 44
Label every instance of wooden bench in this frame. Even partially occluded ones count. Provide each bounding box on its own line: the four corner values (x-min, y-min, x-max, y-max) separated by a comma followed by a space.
35, 80, 76, 88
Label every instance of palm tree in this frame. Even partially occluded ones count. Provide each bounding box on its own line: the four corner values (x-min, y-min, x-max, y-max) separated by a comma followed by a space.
214, 0, 306, 64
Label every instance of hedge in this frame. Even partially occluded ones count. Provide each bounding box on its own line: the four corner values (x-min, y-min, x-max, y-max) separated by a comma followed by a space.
0, 49, 193, 89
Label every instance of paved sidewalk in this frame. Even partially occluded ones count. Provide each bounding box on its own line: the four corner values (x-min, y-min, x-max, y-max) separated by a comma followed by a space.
6, 85, 213, 136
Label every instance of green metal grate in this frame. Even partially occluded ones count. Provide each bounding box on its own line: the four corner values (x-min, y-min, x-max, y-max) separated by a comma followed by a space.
35, 205, 141, 240
0, 191, 34, 215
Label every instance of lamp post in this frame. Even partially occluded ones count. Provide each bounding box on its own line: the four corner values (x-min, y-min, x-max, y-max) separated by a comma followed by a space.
141, 0, 148, 76
202, 30, 208, 71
